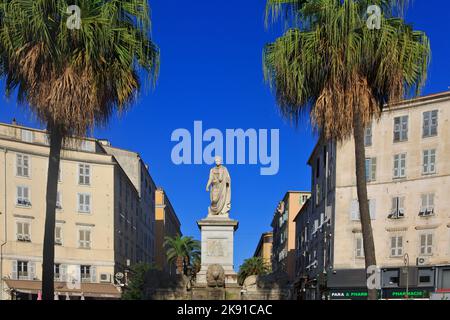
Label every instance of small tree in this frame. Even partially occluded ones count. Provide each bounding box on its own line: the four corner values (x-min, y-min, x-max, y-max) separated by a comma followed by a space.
164, 235, 200, 275
121, 263, 153, 300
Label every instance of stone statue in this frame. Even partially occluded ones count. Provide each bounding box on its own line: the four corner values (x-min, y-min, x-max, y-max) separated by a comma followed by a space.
206, 156, 231, 217
206, 264, 225, 288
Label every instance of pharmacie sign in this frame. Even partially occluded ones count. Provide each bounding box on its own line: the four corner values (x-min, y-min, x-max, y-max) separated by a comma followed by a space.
384, 289, 431, 299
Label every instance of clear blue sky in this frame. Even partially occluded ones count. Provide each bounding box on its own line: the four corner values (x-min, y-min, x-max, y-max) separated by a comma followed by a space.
0, 1, 449, 269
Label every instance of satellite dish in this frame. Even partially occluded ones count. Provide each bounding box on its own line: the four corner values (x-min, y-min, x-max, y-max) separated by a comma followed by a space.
115, 272, 124, 280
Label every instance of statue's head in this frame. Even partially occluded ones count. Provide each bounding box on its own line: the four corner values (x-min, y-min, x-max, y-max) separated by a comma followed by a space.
215, 156, 222, 167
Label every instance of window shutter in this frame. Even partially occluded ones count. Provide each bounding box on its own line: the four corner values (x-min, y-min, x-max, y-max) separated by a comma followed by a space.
24, 223, 30, 236
24, 187, 29, 201
350, 200, 359, 221
90, 266, 97, 283
12, 261, 18, 279
394, 156, 399, 177
29, 262, 36, 280
371, 158, 377, 181
23, 156, 29, 176
86, 195, 90, 211
61, 264, 67, 282
369, 199, 376, 220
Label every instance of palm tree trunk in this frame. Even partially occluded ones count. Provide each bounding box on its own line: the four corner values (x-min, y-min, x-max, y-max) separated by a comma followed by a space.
42, 123, 63, 300
176, 256, 184, 275
353, 111, 377, 300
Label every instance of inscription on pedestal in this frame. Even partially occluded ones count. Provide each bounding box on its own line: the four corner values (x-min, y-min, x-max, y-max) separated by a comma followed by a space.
206, 239, 226, 257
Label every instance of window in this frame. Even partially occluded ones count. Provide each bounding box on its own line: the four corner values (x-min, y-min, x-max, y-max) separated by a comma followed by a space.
80, 265, 91, 282
18, 261, 29, 279
419, 193, 435, 216
350, 199, 376, 221
78, 164, 91, 185
16, 186, 31, 206
56, 191, 62, 210
389, 197, 405, 219
12, 260, 35, 280
393, 116, 408, 142
16, 221, 31, 241
423, 110, 438, 138
16, 154, 30, 177
393, 153, 407, 179
301, 194, 309, 205
81, 141, 95, 152
390, 235, 403, 257
21, 129, 34, 143
79, 229, 91, 249
53, 264, 67, 282
316, 158, 320, 178
53, 263, 61, 280
365, 125, 372, 146
420, 233, 433, 255
315, 184, 320, 206
365, 158, 377, 182
55, 225, 63, 245
422, 149, 436, 175
355, 237, 364, 258
78, 193, 91, 213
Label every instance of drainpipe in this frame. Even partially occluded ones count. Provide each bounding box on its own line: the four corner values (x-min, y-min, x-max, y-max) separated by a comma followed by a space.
0, 148, 8, 300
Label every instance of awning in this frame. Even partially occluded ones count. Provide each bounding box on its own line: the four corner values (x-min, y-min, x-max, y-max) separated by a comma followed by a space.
4, 280, 121, 299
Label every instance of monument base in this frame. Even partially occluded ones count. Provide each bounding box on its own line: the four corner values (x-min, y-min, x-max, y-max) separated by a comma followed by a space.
196, 216, 239, 286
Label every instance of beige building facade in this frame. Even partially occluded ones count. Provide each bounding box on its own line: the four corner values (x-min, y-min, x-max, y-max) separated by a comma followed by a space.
0, 122, 160, 299
297, 91, 450, 299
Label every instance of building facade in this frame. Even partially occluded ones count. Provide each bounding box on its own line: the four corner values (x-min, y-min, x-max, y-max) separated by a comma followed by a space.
253, 232, 273, 271
271, 191, 310, 281
154, 188, 182, 275
296, 91, 450, 299
0, 122, 161, 299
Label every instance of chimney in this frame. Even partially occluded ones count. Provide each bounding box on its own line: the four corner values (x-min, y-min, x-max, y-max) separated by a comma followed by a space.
12, 118, 17, 125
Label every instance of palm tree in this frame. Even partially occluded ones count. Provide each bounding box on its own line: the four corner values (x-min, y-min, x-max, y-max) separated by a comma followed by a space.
238, 257, 270, 285
264, 0, 430, 299
0, 0, 159, 299
164, 235, 201, 275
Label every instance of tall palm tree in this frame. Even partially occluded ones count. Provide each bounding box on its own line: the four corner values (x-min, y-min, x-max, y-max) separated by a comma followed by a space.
238, 257, 270, 285
164, 235, 200, 275
0, 0, 159, 299
264, 0, 429, 299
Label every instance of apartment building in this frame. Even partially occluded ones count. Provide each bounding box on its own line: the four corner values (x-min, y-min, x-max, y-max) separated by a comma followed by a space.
253, 232, 273, 271
154, 188, 181, 275
271, 191, 310, 281
296, 91, 450, 300
0, 122, 160, 300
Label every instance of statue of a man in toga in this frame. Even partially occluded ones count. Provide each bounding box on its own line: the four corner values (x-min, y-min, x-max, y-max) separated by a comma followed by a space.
206, 156, 231, 217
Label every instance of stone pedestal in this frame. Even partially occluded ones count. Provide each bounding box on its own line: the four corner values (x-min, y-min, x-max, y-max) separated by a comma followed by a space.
196, 216, 239, 286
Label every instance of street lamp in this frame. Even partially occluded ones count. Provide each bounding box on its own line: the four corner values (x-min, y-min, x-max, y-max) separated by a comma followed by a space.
403, 253, 409, 300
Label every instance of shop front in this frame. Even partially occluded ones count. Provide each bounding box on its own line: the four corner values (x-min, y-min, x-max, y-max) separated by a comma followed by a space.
327, 269, 372, 300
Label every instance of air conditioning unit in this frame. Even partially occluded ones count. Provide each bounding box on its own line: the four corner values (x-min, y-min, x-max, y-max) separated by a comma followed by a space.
100, 273, 111, 283
417, 256, 429, 266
